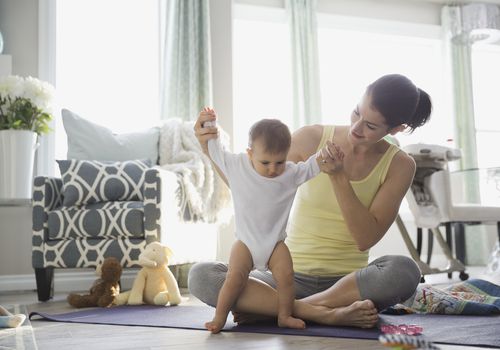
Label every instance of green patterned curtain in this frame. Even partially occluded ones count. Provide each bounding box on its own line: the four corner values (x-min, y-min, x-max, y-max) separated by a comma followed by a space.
160, 0, 212, 121
442, 6, 479, 174
442, 5, 488, 265
285, 0, 322, 128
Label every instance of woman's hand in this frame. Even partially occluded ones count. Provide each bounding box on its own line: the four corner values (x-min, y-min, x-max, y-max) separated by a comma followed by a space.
318, 141, 345, 174
194, 107, 218, 154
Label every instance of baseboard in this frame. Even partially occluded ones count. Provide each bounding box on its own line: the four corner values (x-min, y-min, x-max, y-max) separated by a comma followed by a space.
0, 269, 139, 293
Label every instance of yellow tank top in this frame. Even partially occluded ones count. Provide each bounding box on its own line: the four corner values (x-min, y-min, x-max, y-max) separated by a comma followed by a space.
286, 125, 400, 276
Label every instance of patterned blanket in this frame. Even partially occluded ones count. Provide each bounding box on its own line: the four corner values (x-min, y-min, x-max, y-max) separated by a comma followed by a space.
384, 279, 500, 315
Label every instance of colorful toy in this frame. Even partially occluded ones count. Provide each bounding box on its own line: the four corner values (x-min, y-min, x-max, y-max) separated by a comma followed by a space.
0, 305, 26, 328
380, 323, 423, 335
379, 334, 439, 349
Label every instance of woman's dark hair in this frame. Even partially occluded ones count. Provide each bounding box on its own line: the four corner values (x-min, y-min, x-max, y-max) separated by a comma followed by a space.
366, 74, 432, 133
248, 119, 291, 154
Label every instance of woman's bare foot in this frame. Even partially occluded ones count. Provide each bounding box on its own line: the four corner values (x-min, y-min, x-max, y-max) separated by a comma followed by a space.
324, 300, 378, 328
205, 316, 226, 334
278, 315, 306, 329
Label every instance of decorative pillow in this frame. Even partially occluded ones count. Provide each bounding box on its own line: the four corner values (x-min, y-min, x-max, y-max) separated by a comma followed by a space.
57, 159, 152, 207
62, 109, 160, 164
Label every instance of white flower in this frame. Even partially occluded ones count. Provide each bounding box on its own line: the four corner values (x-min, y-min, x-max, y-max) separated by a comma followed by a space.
0, 75, 54, 113
22, 76, 55, 111
0, 75, 25, 99
0, 75, 55, 135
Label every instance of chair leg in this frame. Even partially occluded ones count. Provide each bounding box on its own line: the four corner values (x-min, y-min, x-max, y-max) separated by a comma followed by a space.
445, 223, 453, 278
497, 222, 500, 243
416, 227, 423, 257
454, 223, 466, 265
426, 229, 433, 265
35, 268, 54, 302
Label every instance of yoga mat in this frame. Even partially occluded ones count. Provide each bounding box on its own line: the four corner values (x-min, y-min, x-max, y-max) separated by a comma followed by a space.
29, 305, 500, 347
380, 313, 500, 348
29, 305, 379, 341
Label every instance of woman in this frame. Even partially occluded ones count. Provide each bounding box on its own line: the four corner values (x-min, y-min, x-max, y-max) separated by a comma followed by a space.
189, 74, 431, 328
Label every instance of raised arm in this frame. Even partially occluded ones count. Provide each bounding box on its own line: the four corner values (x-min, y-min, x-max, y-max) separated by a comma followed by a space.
321, 143, 415, 251
194, 107, 229, 185
194, 107, 218, 155
293, 153, 321, 186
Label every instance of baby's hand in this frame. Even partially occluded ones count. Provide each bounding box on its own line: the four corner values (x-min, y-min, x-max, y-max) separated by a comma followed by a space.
199, 107, 216, 126
318, 141, 345, 174
194, 107, 219, 151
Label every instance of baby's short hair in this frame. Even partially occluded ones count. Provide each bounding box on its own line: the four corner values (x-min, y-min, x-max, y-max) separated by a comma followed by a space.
248, 119, 291, 154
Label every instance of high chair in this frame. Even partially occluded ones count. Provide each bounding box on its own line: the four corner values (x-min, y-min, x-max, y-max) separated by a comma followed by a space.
396, 143, 500, 282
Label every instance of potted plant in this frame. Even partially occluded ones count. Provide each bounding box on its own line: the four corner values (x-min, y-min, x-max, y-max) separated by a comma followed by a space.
0, 75, 55, 201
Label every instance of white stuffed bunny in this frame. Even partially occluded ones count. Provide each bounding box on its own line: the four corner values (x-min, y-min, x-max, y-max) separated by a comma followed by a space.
115, 242, 182, 306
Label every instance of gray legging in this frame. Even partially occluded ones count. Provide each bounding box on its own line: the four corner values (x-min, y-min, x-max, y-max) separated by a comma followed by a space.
188, 255, 420, 312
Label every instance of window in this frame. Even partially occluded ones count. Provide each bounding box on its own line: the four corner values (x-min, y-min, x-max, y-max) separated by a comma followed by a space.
471, 43, 500, 169
233, 7, 452, 154
317, 14, 451, 148
54, 0, 160, 161
233, 6, 293, 152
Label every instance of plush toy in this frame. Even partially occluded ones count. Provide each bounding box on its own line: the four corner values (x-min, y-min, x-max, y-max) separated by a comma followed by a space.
0, 305, 26, 328
115, 242, 182, 306
67, 256, 122, 308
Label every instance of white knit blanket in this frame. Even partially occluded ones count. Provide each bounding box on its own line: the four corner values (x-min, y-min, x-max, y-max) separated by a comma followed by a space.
158, 118, 231, 223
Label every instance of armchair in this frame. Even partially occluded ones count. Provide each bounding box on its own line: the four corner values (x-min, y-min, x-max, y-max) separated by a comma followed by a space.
32, 166, 181, 301
32, 110, 224, 301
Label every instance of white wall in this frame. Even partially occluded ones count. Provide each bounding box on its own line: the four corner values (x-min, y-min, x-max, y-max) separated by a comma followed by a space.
0, 0, 40, 284
0, 0, 39, 77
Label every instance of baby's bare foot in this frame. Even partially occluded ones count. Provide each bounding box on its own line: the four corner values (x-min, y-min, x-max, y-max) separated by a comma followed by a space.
327, 300, 378, 328
278, 315, 306, 329
205, 317, 226, 334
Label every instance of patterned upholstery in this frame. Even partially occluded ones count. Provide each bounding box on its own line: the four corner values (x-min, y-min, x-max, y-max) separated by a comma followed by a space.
32, 167, 178, 301
47, 202, 145, 240
56, 159, 151, 206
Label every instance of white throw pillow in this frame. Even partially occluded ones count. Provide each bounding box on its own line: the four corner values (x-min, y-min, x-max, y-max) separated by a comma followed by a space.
62, 109, 159, 163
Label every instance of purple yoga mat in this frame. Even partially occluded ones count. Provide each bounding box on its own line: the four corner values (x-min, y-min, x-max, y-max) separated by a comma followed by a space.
29, 305, 500, 347
29, 304, 379, 341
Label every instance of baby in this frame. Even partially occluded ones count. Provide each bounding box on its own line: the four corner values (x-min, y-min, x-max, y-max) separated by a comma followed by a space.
200, 107, 323, 333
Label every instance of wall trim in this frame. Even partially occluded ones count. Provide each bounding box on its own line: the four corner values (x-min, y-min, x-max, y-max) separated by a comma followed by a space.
0, 269, 138, 293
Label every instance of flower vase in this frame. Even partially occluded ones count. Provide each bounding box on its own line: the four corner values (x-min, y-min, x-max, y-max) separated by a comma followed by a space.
0, 130, 38, 201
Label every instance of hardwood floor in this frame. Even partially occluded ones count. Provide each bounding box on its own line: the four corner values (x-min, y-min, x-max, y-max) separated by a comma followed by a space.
0, 267, 495, 350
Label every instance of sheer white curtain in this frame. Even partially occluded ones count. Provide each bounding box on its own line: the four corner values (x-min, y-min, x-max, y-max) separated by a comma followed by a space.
285, 0, 322, 128
159, 0, 212, 121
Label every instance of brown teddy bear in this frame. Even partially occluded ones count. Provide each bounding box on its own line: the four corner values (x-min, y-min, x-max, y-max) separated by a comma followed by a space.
67, 257, 122, 308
